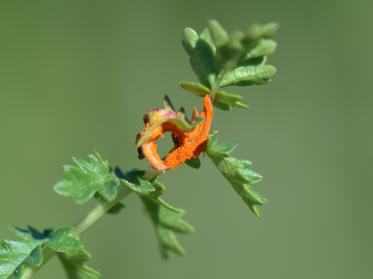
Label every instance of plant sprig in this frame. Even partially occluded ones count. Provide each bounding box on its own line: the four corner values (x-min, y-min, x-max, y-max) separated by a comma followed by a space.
0, 19, 277, 278
181, 19, 277, 110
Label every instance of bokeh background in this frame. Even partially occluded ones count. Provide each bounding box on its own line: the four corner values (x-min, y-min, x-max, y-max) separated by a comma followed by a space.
1, 0, 372, 278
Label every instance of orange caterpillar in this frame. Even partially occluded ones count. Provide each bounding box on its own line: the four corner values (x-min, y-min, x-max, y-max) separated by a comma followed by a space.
136, 95, 213, 172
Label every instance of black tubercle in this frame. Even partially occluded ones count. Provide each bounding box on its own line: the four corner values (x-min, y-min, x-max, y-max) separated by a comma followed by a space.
164, 95, 176, 111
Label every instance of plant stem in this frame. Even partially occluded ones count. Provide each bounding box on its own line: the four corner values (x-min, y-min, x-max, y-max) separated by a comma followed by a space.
22, 180, 141, 278
72, 186, 132, 237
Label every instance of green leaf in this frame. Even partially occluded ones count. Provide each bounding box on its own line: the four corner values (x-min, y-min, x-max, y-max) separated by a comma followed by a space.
180, 81, 210, 97
219, 64, 277, 87
0, 238, 40, 278
22, 246, 43, 268
48, 228, 101, 279
54, 153, 120, 204
118, 172, 183, 215
182, 27, 219, 88
213, 100, 231, 111
214, 90, 249, 111
58, 254, 101, 279
218, 31, 245, 62
207, 19, 230, 47
115, 168, 166, 198
140, 194, 195, 259
0, 226, 50, 279
244, 39, 277, 59
47, 228, 89, 260
120, 176, 157, 195
199, 28, 216, 54
132, 178, 194, 259
246, 22, 279, 41
185, 157, 201, 169
182, 27, 199, 56
206, 136, 267, 217
0, 226, 100, 278
180, 71, 251, 111
206, 137, 237, 156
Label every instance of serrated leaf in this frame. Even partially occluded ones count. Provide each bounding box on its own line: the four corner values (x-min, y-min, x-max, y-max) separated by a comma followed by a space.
206, 136, 266, 217
129, 177, 178, 212
206, 136, 237, 156
141, 195, 194, 259
219, 64, 277, 87
180, 81, 210, 97
48, 228, 101, 279
0, 227, 50, 279
207, 19, 230, 47
0, 226, 100, 278
0, 239, 40, 278
114, 168, 163, 198
138, 179, 194, 259
47, 228, 90, 261
58, 254, 101, 279
120, 176, 156, 195
54, 153, 120, 204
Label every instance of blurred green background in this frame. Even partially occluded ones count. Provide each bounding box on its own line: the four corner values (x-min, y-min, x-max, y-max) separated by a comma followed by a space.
1, 0, 372, 278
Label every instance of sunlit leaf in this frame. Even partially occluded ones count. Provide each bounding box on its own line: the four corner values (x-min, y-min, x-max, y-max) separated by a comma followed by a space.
54, 153, 120, 204
220, 64, 277, 87
0, 227, 48, 278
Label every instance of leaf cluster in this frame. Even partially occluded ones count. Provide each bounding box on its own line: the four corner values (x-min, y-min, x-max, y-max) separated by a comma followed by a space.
181, 20, 278, 110
206, 135, 267, 217
0, 226, 99, 279
115, 169, 195, 259
52, 152, 195, 260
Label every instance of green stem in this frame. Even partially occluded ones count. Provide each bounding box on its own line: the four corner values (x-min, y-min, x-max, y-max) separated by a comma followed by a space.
23, 168, 160, 279
72, 186, 132, 237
